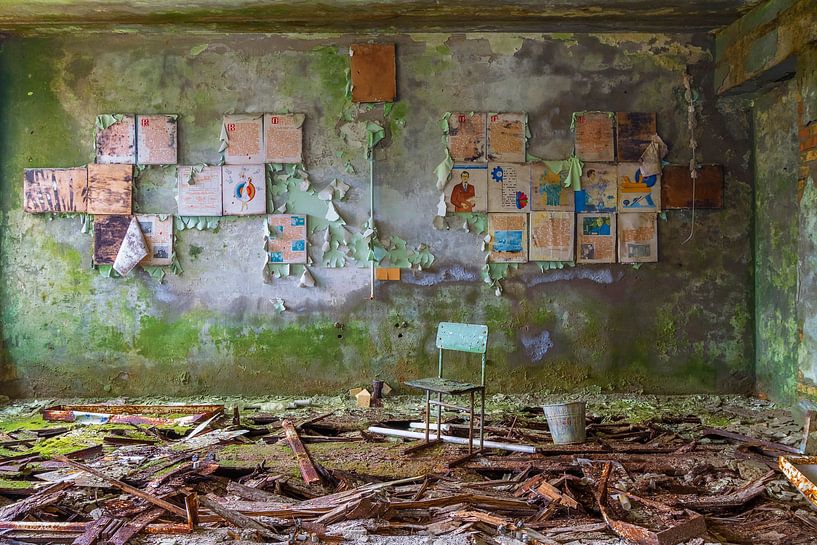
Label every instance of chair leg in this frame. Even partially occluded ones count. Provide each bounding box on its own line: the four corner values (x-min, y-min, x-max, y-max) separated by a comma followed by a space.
424, 390, 430, 444
479, 389, 485, 450
468, 391, 475, 454
436, 392, 443, 442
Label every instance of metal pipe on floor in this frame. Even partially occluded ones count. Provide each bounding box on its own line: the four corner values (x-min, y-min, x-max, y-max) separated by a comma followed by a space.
367, 426, 537, 454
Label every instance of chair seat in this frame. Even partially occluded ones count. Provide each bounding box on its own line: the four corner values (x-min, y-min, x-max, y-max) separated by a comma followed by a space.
404, 377, 484, 395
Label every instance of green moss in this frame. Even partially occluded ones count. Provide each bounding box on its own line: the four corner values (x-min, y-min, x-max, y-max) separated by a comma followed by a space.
189, 245, 204, 260
135, 314, 202, 365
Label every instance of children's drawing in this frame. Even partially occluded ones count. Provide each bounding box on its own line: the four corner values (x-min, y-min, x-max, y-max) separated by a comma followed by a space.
487, 162, 531, 212
222, 164, 266, 216
531, 163, 573, 211
617, 162, 661, 212
445, 163, 488, 213
576, 162, 616, 213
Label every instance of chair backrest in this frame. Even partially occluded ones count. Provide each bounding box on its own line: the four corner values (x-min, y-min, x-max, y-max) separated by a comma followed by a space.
436, 322, 488, 386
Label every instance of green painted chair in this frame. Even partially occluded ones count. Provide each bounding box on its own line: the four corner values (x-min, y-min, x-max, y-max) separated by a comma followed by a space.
405, 322, 488, 452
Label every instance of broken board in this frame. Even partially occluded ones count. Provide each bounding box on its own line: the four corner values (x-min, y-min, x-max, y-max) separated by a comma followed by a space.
618, 212, 657, 263
577, 213, 616, 264
136, 215, 173, 266
136, 114, 178, 165
177, 166, 223, 216
529, 211, 574, 262
530, 162, 573, 211
487, 112, 526, 163
222, 114, 264, 164
264, 113, 304, 164
445, 163, 488, 213
574, 112, 615, 162
350, 43, 397, 103
488, 213, 528, 263
487, 163, 531, 212
616, 112, 657, 162
448, 112, 486, 162
267, 214, 307, 264
222, 164, 266, 216
576, 162, 616, 213
661, 164, 724, 209
86, 164, 133, 215
93, 215, 131, 265
96, 115, 136, 164
617, 162, 661, 212
23, 167, 88, 213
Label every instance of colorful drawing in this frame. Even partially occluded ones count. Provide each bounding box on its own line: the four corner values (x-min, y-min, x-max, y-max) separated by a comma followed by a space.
576, 162, 617, 213
177, 166, 222, 216
617, 162, 661, 212
531, 163, 573, 211
267, 214, 308, 264
489, 213, 528, 263
222, 164, 266, 216
577, 213, 616, 264
487, 162, 531, 212
487, 112, 526, 162
448, 112, 486, 162
618, 212, 657, 263
445, 163, 488, 213
529, 211, 574, 262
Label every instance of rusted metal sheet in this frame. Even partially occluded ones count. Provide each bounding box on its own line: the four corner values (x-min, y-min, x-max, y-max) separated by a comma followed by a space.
779, 455, 817, 511
350, 43, 396, 103
661, 164, 724, 209
616, 112, 657, 161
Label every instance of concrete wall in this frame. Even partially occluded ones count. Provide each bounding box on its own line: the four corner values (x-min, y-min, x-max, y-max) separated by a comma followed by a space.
0, 32, 755, 398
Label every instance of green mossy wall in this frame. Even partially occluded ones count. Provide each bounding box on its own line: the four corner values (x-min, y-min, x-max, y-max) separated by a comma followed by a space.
0, 32, 754, 398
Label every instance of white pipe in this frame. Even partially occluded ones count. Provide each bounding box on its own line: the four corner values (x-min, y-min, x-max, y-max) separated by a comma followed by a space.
409, 422, 451, 432
369, 157, 375, 300
367, 426, 537, 454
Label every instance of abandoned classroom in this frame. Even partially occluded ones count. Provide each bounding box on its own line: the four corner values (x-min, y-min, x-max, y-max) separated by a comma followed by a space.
0, 1, 816, 544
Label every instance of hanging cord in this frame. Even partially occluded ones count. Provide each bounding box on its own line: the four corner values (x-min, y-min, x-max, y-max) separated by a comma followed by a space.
682, 72, 699, 245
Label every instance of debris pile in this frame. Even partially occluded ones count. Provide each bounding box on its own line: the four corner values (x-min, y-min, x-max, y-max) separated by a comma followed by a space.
0, 397, 813, 544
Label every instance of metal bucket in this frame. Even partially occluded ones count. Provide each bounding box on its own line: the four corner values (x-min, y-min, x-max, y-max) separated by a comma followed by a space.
542, 401, 586, 444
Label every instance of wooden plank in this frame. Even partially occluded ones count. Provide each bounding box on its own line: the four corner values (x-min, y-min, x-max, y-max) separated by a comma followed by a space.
0, 481, 72, 521
92, 214, 130, 265
23, 167, 88, 213
86, 163, 132, 215
574, 112, 615, 162
281, 419, 322, 484
661, 164, 724, 209
199, 494, 278, 539
350, 43, 396, 103
109, 508, 163, 545
71, 516, 112, 545
53, 456, 187, 519
616, 112, 657, 161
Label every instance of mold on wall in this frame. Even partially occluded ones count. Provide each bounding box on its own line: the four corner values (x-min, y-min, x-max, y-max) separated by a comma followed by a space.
0, 32, 754, 398
752, 78, 799, 402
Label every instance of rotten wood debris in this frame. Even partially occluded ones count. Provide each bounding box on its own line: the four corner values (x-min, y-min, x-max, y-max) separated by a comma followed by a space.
0, 401, 814, 544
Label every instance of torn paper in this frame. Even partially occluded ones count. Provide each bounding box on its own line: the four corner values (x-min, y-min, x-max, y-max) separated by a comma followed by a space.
113, 217, 148, 276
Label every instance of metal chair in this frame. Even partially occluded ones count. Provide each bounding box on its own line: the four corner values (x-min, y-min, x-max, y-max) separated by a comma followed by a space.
405, 322, 488, 452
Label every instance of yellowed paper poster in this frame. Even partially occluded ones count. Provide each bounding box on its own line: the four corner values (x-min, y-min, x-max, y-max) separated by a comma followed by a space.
618, 212, 657, 263
177, 166, 222, 216
530, 163, 573, 211
489, 213, 528, 263
487, 112, 526, 162
264, 113, 304, 164
96, 115, 136, 164
444, 163, 487, 213
136, 215, 173, 266
529, 211, 574, 262
487, 163, 531, 212
267, 214, 307, 264
448, 112, 486, 162
222, 114, 264, 164
136, 114, 178, 165
577, 213, 616, 264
